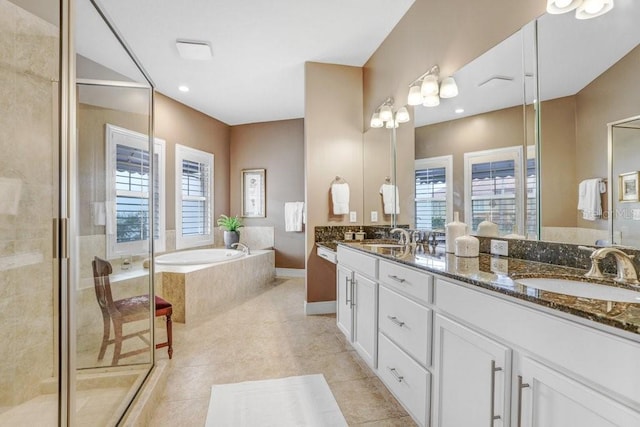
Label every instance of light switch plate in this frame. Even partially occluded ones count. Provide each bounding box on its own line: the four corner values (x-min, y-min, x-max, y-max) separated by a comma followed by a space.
371, 211, 378, 222
349, 211, 357, 223
490, 239, 508, 256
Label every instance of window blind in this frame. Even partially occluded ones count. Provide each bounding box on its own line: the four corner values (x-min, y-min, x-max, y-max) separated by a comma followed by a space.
415, 167, 447, 229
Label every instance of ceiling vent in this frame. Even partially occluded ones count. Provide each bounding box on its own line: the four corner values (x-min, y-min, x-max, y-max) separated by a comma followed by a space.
176, 39, 212, 60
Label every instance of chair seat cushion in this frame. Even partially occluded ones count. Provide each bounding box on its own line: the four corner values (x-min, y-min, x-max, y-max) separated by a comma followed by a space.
155, 295, 172, 310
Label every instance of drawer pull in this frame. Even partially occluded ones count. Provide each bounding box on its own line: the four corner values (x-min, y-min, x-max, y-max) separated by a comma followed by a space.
517, 375, 530, 427
388, 274, 406, 283
387, 315, 405, 327
388, 367, 404, 383
490, 360, 503, 423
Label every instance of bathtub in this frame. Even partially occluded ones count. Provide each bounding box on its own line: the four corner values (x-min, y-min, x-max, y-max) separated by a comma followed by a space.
155, 248, 244, 266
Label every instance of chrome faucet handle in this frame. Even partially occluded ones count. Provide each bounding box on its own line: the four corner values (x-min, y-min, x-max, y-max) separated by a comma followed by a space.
578, 245, 596, 252
231, 242, 251, 255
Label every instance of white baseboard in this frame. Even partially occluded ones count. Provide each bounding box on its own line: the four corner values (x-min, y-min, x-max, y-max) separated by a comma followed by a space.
276, 268, 306, 278
304, 300, 336, 315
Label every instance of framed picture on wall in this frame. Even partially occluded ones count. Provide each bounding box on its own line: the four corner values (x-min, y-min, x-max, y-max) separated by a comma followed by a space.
618, 171, 639, 202
241, 168, 266, 217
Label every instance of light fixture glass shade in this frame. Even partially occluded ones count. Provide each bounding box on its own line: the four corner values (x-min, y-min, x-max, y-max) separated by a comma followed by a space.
396, 107, 410, 123
422, 94, 440, 107
407, 85, 422, 106
379, 105, 393, 122
575, 0, 613, 19
421, 74, 439, 97
546, 0, 583, 14
370, 112, 383, 128
385, 119, 398, 129
439, 77, 459, 98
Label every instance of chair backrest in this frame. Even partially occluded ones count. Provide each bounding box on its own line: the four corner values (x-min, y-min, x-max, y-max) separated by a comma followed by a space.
92, 256, 116, 312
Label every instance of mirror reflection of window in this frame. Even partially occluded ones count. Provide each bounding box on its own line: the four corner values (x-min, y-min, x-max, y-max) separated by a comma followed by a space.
414, 156, 453, 230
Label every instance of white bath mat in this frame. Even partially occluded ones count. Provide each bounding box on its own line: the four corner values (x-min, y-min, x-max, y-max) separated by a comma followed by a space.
205, 374, 348, 427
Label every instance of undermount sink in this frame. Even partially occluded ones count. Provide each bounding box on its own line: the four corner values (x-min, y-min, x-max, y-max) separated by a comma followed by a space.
361, 243, 405, 249
516, 278, 640, 303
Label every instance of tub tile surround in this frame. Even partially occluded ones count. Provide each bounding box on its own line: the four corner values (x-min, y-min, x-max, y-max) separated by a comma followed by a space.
314, 225, 404, 244
161, 250, 276, 323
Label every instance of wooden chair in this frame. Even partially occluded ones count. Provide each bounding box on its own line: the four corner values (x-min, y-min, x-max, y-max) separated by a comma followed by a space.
92, 256, 173, 365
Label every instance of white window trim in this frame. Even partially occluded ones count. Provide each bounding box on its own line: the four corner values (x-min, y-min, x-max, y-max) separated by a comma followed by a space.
464, 146, 524, 234
105, 124, 166, 259
415, 155, 453, 226
175, 144, 214, 250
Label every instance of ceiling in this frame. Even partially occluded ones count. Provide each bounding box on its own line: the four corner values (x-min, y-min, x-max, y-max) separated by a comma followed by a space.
415, 1, 640, 127
77, 0, 415, 126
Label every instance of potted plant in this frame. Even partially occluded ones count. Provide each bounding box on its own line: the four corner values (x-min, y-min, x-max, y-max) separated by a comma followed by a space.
217, 214, 244, 248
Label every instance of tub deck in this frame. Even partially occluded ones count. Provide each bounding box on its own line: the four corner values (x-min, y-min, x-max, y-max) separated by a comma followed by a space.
159, 249, 275, 323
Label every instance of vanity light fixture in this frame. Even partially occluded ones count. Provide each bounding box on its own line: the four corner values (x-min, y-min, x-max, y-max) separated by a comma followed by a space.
546, 0, 614, 19
370, 97, 410, 129
407, 64, 458, 107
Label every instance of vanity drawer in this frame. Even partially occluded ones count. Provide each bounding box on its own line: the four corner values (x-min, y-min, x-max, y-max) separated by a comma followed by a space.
316, 245, 337, 264
378, 332, 430, 427
337, 246, 377, 278
379, 285, 432, 366
379, 259, 432, 304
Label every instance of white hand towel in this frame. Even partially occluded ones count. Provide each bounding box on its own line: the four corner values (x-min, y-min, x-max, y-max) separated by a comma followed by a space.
379, 183, 400, 215
577, 179, 602, 221
285, 201, 304, 232
331, 183, 350, 215
92, 202, 106, 226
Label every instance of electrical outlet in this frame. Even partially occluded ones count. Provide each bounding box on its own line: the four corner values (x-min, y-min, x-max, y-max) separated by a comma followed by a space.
491, 257, 509, 274
349, 211, 357, 223
371, 211, 378, 222
490, 239, 508, 256
633, 209, 640, 220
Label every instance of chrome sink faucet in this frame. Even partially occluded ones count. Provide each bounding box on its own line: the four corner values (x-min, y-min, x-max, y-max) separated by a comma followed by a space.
390, 228, 411, 246
231, 242, 251, 255
583, 246, 639, 285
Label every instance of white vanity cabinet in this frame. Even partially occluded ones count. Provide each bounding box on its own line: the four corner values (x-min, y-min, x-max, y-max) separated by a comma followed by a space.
377, 261, 433, 427
432, 314, 511, 427
336, 246, 378, 368
434, 277, 640, 427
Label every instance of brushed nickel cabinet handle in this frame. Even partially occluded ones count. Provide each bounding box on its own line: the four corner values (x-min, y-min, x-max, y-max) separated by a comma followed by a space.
351, 279, 356, 307
388, 274, 406, 283
345, 277, 351, 306
388, 367, 404, 383
490, 360, 503, 424
387, 315, 405, 327
517, 375, 530, 427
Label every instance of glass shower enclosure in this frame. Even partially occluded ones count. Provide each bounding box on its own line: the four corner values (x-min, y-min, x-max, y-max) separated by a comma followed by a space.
1, 0, 158, 425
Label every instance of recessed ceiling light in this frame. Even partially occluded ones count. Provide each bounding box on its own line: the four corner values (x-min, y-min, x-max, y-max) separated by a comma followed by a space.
176, 39, 213, 60
455, 108, 464, 114
178, 85, 189, 93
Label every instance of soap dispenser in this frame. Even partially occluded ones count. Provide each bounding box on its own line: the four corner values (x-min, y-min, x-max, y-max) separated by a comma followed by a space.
445, 212, 467, 253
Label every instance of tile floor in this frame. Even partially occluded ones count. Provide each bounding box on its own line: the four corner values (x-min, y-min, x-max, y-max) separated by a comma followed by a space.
149, 277, 416, 426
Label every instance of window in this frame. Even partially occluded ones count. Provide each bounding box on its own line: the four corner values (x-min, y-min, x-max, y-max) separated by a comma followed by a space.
106, 124, 165, 258
175, 144, 214, 249
464, 146, 524, 235
526, 145, 538, 239
415, 155, 453, 230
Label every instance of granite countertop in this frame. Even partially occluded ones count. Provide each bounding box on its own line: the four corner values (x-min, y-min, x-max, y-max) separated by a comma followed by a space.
331, 241, 640, 336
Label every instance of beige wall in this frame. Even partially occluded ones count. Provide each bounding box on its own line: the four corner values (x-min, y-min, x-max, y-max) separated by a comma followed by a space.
230, 119, 305, 268
305, 62, 363, 303
154, 93, 230, 230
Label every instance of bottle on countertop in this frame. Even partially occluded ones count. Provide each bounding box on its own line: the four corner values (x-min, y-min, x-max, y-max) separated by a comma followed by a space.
445, 212, 467, 253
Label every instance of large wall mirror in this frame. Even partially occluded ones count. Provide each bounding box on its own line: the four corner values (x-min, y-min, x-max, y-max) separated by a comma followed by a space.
391, 0, 640, 248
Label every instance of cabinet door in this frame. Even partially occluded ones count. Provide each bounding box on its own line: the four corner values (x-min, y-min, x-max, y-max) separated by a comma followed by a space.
433, 314, 511, 427
517, 357, 640, 427
336, 265, 353, 341
353, 272, 377, 368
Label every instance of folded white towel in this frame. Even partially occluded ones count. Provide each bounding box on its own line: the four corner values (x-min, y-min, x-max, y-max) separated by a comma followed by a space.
331, 183, 350, 215
379, 183, 400, 215
93, 202, 106, 226
577, 178, 603, 221
285, 202, 304, 232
